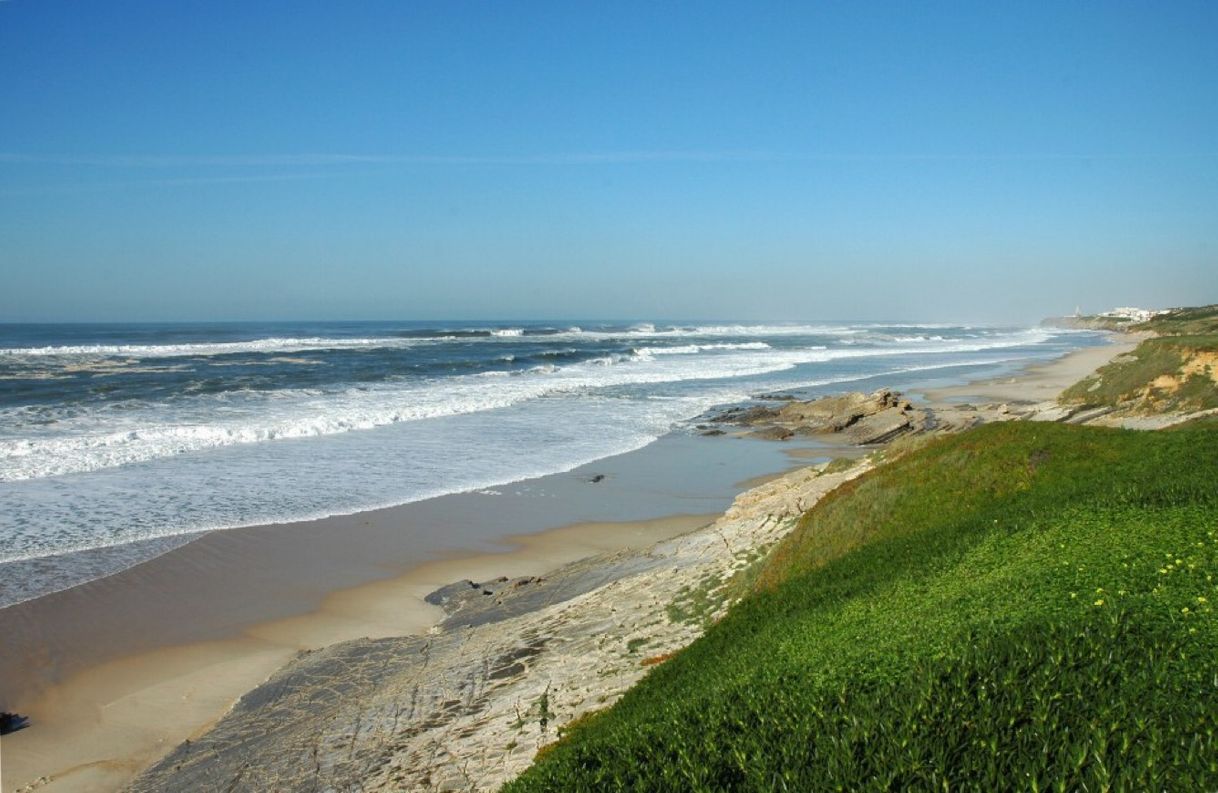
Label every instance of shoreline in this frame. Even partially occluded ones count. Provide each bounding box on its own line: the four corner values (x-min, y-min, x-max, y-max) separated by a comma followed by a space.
0, 429, 822, 705
914, 333, 1140, 407
0, 512, 717, 793
0, 336, 1127, 793
0, 426, 829, 793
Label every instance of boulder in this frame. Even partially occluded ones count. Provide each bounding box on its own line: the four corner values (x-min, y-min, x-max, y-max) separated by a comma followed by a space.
704, 389, 930, 447
748, 426, 795, 441
0, 711, 29, 735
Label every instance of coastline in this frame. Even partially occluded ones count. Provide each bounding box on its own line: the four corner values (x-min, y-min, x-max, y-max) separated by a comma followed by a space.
0, 429, 823, 793
915, 334, 1141, 406
0, 337, 1128, 793
0, 513, 714, 793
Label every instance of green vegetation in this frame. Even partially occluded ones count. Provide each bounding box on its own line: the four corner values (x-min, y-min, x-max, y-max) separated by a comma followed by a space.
506, 422, 1218, 791
665, 571, 726, 628
1060, 335, 1218, 413
819, 456, 859, 475
1136, 304, 1218, 336
1061, 314, 1140, 332
1171, 413, 1218, 431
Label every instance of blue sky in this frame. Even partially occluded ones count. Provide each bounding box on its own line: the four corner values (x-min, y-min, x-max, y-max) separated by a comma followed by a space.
1, 1, 1215, 323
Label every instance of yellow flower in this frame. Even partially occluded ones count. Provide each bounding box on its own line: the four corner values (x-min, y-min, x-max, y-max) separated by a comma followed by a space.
1093, 599, 1104, 607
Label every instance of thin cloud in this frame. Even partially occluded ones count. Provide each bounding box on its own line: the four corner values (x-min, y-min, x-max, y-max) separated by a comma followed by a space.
0, 171, 334, 196
0, 151, 781, 167
1, 150, 1216, 169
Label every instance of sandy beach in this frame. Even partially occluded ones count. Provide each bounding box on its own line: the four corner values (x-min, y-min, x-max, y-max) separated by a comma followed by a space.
0, 512, 715, 793
0, 336, 1133, 793
916, 334, 1141, 406
0, 426, 823, 793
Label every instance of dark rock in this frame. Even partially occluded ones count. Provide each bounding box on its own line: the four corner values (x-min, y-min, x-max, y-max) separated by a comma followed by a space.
425, 575, 547, 617
424, 580, 481, 608
707, 404, 781, 424
699, 428, 726, 436
748, 426, 794, 441
0, 711, 29, 735
701, 388, 935, 447
587, 474, 605, 483
844, 408, 914, 445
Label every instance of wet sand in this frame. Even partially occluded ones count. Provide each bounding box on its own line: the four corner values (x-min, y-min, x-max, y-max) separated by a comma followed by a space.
0, 430, 819, 793
0, 512, 714, 793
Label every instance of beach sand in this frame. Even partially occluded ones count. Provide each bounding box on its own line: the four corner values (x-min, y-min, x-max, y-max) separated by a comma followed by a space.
916, 335, 1140, 406
0, 513, 713, 793
1, 426, 823, 793
0, 336, 1134, 793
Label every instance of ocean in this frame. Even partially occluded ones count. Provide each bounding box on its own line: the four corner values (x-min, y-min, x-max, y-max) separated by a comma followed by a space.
0, 320, 1101, 606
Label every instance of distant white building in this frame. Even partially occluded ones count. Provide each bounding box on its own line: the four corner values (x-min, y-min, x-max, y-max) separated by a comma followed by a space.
1099, 307, 1163, 322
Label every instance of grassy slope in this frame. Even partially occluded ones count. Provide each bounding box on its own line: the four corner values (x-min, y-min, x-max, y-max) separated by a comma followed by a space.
1137, 304, 1218, 336
1058, 305, 1218, 413
1059, 334, 1218, 412
507, 423, 1218, 791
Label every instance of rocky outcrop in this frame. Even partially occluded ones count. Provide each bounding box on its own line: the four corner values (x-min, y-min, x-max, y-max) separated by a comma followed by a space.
1, 711, 28, 735
709, 389, 930, 445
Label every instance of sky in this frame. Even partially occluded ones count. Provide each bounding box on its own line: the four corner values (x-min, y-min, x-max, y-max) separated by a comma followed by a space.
1, 1, 1216, 324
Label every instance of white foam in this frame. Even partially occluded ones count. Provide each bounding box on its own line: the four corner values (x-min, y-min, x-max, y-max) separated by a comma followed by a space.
0, 336, 431, 358
0, 332, 1080, 582
0, 328, 1050, 482
639, 342, 774, 355
0, 323, 1024, 360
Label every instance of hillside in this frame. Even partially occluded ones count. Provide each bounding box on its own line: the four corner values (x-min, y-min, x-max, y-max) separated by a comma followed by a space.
507, 422, 1218, 790
1060, 305, 1218, 415
1042, 314, 1142, 332
1136, 304, 1218, 336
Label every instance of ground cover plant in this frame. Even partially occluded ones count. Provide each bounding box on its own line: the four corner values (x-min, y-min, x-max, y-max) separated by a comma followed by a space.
506, 422, 1218, 791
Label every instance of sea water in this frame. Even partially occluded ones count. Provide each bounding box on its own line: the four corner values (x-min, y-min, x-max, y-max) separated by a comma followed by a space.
0, 320, 1102, 606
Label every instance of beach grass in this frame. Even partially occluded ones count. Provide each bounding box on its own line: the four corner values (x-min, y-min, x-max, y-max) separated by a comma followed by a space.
505, 421, 1218, 791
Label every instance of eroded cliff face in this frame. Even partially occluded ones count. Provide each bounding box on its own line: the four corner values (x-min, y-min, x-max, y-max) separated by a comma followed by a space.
1060, 342, 1218, 424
